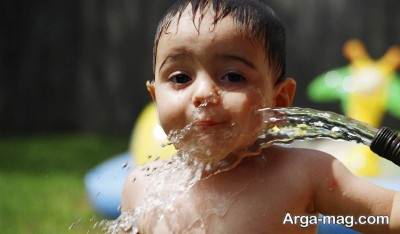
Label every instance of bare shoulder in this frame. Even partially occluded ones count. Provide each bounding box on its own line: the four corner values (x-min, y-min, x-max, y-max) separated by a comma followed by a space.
265, 145, 338, 169
121, 160, 166, 212
120, 166, 145, 212
262, 145, 343, 188
275, 146, 361, 180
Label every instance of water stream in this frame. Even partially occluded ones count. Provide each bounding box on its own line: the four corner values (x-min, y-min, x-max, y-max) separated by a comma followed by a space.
258, 107, 377, 147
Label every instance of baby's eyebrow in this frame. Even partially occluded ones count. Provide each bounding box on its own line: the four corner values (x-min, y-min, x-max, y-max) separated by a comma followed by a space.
158, 53, 190, 73
215, 53, 256, 70
158, 52, 256, 72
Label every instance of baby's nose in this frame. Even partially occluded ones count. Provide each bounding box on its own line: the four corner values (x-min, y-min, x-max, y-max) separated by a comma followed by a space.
192, 78, 221, 107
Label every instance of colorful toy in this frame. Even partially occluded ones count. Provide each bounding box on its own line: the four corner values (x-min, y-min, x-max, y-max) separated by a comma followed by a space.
308, 39, 400, 176
129, 103, 176, 165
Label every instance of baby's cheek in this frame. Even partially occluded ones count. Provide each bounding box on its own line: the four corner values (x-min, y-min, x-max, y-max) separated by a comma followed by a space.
156, 99, 187, 134
162, 112, 186, 133
223, 92, 263, 132
157, 99, 179, 130
223, 92, 262, 115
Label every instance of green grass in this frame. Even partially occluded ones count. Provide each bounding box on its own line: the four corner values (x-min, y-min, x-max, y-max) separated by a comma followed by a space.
0, 135, 128, 234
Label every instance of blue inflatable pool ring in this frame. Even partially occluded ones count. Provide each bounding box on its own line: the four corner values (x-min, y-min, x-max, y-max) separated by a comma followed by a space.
84, 152, 133, 219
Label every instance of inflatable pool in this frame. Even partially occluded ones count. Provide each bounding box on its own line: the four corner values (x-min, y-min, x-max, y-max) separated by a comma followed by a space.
84, 152, 133, 219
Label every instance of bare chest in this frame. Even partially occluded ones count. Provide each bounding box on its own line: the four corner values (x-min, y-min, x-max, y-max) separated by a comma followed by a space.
138, 172, 316, 234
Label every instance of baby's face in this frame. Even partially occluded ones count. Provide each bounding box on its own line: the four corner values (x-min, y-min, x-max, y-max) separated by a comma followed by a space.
150, 6, 294, 161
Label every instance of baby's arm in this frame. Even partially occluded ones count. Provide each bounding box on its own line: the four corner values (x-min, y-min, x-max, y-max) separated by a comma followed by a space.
309, 152, 400, 233
392, 193, 400, 231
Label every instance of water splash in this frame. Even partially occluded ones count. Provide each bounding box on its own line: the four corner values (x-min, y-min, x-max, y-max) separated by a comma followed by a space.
101, 106, 385, 233
258, 107, 377, 147
102, 94, 264, 233
101, 153, 209, 233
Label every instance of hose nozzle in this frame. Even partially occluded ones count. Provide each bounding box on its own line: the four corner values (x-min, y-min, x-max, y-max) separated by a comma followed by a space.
370, 127, 400, 166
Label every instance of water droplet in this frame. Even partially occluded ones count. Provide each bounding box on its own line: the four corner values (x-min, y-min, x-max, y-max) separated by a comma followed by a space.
69, 218, 82, 230
122, 161, 129, 169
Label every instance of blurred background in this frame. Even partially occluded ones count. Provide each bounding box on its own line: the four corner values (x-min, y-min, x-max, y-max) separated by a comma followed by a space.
1, 0, 399, 233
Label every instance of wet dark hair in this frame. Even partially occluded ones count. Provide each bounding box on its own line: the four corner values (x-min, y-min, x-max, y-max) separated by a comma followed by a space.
153, 0, 286, 82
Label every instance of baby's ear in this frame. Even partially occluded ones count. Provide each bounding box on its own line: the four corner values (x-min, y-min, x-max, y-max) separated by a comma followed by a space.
273, 78, 296, 107
146, 80, 156, 101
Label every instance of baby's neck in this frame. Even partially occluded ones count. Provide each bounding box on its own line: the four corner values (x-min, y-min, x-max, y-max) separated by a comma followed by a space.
199, 152, 245, 179
199, 146, 266, 180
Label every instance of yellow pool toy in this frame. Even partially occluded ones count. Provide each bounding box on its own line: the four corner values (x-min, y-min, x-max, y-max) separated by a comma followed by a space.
129, 103, 176, 165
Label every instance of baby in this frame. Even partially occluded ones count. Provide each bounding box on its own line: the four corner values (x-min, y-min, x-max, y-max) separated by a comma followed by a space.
121, 0, 400, 233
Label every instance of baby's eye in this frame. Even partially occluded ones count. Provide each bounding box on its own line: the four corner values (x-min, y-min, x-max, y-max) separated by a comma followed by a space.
169, 73, 192, 84
221, 72, 246, 83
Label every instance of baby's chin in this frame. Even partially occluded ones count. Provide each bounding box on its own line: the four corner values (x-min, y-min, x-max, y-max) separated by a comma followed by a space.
175, 141, 264, 179
177, 136, 232, 163
170, 121, 262, 165
176, 136, 259, 167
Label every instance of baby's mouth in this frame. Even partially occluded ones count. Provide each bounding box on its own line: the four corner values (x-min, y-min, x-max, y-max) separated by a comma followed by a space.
193, 119, 225, 127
